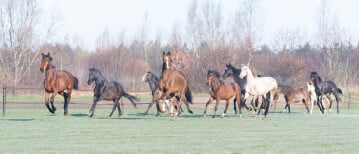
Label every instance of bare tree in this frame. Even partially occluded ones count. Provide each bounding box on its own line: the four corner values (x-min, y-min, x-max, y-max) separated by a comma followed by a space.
273, 27, 306, 52
0, 0, 57, 87
235, 0, 261, 64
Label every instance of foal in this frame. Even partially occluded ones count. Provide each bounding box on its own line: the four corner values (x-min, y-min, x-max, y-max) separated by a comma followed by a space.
203, 70, 241, 118
307, 81, 330, 114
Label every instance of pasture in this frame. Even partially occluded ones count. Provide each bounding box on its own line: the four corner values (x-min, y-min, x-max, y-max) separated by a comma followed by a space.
1, 94, 359, 153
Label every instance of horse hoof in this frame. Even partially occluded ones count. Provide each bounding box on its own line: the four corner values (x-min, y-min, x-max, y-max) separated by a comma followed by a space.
143, 112, 148, 116
88, 114, 94, 117
188, 110, 193, 114
64, 112, 68, 116
155, 113, 160, 117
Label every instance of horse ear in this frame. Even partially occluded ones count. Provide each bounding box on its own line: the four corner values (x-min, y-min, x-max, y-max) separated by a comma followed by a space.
47, 52, 50, 56
41, 52, 45, 56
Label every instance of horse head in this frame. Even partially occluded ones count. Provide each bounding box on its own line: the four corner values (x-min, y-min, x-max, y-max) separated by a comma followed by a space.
87, 68, 100, 85
162, 51, 173, 70
141, 71, 153, 82
309, 72, 322, 84
206, 70, 221, 86
239, 65, 250, 79
40, 52, 53, 73
223, 63, 233, 78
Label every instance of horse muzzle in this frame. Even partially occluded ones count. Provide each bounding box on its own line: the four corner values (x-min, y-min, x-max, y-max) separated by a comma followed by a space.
87, 80, 92, 85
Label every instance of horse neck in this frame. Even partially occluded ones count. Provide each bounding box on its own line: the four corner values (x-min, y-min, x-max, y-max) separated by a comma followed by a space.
244, 69, 255, 84
44, 65, 56, 81
210, 78, 221, 91
94, 74, 108, 87
148, 78, 159, 94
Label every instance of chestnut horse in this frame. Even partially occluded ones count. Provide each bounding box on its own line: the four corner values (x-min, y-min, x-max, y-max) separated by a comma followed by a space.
40, 52, 78, 115
87, 68, 138, 117
239, 65, 278, 117
141, 71, 193, 115
203, 70, 241, 118
151, 51, 193, 119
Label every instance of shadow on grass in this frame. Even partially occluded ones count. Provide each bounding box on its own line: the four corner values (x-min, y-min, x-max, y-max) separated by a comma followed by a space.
70, 113, 88, 117
0, 118, 34, 121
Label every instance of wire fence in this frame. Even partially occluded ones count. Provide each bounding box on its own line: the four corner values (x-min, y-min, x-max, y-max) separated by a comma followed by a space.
2, 85, 359, 116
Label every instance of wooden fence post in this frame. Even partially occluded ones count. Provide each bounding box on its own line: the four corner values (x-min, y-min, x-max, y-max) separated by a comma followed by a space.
2, 84, 6, 117
348, 92, 351, 111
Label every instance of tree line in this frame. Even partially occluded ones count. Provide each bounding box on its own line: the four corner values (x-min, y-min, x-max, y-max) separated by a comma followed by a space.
0, 0, 358, 94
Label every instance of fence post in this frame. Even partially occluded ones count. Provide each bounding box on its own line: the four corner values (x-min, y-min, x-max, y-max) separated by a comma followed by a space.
348, 92, 351, 111
2, 84, 6, 117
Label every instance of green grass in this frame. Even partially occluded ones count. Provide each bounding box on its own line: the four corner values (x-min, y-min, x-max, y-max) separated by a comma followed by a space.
1, 108, 359, 153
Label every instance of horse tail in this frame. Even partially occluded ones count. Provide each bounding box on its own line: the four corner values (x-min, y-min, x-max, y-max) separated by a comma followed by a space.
123, 92, 138, 108
73, 77, 79, 90
185, 87, 193, 104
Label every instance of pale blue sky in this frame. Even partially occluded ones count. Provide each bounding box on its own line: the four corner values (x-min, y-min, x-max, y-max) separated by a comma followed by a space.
39, 0, 359, 50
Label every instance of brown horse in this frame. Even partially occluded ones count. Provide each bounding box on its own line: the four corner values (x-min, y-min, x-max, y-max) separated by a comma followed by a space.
282, 87, 310, 113
40, 52, 78, 115
203, 70, 241, 118
154, 51, 192, 119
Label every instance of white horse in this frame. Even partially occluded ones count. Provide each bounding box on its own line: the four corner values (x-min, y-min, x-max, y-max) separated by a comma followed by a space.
307, 81, 330, 114
239, 65, 278, 117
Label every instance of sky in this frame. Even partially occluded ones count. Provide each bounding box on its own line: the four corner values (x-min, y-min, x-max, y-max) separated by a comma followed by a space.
39, 0, 359, 50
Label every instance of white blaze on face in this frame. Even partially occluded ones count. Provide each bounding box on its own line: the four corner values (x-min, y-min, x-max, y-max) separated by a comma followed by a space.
141, 73, 147, 82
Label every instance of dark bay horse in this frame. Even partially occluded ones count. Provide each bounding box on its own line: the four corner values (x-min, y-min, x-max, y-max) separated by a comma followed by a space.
87, 68, 138, 117
141, 71, 193, 115
203, 70, 241, 118
153, 51, 193, 119
309, 72, 343, 113
40, 52, 79, 115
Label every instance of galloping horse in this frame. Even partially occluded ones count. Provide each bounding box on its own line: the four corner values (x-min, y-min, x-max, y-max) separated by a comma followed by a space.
203, 70, 241, 118
239, 65, 278, 117
154, 51, 192, 119
87, 68, 138, 117
40, 52, 79, 115
223, 63, 250, 112
309, 72, 343, 113
307, 81, 331, 114
141, 71, 193, 115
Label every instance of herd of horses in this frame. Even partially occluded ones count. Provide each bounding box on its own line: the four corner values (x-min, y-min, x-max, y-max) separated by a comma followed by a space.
40, 51, 343, 119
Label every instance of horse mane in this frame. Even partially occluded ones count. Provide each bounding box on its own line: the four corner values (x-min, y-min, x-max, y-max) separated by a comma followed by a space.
147, 71, 159, 81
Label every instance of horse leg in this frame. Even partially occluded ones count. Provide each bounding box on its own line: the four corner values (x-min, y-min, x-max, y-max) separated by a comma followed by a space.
317, 96, 325, 114
144, 96, 156, 115
212, 98, 220, 118
58, 91, 70, 116
333, 93, 341, 114
233, 98, 237, 115
303, 99, 310, 113
221, 100, 230, 118
109, 99, 118, 117
173, 92, 185, 119
283, 104, 288, 113
203, 97, 213, 118
44, 92, 53, 113
236, 93, 242, 117
327, 94, 334, 113
183, 99, 193, 114
50, 92, 58, 113
89, 96, 100, 117
263, 93, 271, 118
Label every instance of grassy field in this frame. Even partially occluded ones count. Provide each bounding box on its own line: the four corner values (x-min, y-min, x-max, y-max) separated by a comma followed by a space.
1, 107, 359, 153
